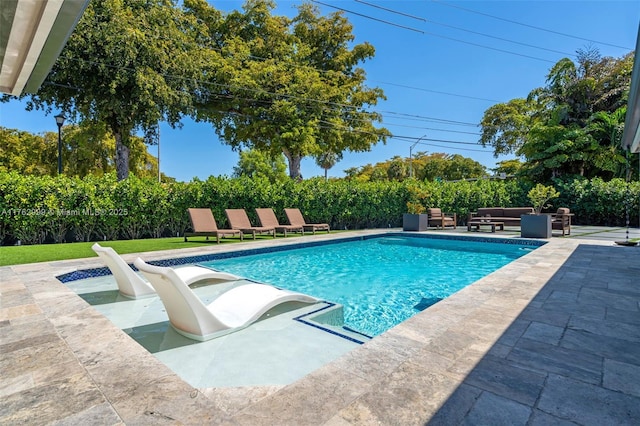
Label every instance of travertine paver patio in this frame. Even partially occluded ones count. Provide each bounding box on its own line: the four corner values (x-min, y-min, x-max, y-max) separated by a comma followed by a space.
1, 227, 639, 425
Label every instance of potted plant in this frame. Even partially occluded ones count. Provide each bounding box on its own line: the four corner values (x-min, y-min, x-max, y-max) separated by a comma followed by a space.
521, 184, 560, 238
403, 186, 430, 231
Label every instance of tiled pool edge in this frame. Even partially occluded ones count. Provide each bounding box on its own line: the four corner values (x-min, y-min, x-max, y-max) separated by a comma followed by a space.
0, 230, 623, 424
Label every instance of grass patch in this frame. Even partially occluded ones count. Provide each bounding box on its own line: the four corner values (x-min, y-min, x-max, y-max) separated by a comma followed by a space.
0, 233, 337, 267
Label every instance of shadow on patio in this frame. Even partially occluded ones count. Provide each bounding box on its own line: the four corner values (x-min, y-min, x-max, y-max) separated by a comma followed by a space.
427, 243, 640, 424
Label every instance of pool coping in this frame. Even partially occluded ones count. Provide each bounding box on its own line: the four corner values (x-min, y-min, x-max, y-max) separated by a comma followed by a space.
2, 229, 639, 424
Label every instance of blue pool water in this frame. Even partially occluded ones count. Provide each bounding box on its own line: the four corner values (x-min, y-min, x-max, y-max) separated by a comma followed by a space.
202, 236, 532, 336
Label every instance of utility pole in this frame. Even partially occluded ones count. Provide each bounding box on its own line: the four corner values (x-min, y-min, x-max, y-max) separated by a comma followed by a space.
409, 134, 427, 178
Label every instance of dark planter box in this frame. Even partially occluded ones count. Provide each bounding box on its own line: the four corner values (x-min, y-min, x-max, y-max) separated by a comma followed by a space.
521, 214, 552, 238
403, 213, 429, 232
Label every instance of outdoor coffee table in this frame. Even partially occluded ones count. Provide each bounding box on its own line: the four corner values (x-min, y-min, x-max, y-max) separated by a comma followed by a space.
467, 220, 504, 233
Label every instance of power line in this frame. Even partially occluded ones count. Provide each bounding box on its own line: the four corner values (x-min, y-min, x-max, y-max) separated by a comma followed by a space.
354, 0, 426, 22
45, 81, 489, 154
211, 47, 499, 105
413, 142, 488, 153
71, 10, 510, 116
355, 0, 576, 58
393, 136, 489, 153
311, 0, 424, 33
313, 1, 556, 63
59, 56, 381, 115
399, 135, 484, 146
432, 0, 633, 51
67, 18, 504, 107
318, 120, 486, 150
370, 80, 501, 103
56, 56, 484, 132
381, 121, 482, 136
208, 45, 502, 104
418, 29, 556, 63
380, 110, 478, 127
424, 19, 576, 58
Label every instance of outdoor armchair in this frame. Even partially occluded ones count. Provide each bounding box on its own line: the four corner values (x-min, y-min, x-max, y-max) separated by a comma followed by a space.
427, 208, 457, 229
551, 207, 573, 236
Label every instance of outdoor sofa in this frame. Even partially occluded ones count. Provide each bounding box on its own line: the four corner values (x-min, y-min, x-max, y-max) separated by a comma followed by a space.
468, 207, 535, 227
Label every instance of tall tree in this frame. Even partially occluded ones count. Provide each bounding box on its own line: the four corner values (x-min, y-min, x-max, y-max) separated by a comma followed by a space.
386, 156, 409, 181
0, 125, 163, 178
492, 159, 523, 177
479, 98, 534, 156
16, 0, 213, 180
479, 48, 635, 181
232, 149, 288, 182
189, 0, 389, 179
0, 128, 52, 175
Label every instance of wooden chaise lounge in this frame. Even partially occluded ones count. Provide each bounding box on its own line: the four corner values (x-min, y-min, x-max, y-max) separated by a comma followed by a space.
184, 208, 242, 243
256, 208, 304, 237
284, 208, 330, 234
225, 208, 276, 239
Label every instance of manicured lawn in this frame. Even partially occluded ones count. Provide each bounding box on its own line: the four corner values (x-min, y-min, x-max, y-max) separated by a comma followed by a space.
0, 234, 318, 267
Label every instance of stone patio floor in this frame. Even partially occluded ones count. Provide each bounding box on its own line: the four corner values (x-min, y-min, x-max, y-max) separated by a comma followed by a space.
1, 226, 639, 425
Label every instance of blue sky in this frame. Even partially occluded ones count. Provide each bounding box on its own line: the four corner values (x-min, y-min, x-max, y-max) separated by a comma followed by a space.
1, 1, 638, 181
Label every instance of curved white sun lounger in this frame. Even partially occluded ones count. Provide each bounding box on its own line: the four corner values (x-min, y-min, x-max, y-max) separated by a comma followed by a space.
91, 243, 240, 299
133, 257, 319, 341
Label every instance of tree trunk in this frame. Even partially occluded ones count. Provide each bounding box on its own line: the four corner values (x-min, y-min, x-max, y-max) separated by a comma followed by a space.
324, 167, 328, 181
283, 149, 303, 180
115, 132, 130, 181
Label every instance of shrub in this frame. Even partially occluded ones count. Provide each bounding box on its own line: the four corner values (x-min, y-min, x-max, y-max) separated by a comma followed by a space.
0, 171, 637, 245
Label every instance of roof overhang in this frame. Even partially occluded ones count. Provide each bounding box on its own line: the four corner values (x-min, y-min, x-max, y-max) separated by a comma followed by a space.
0, 0, 89, 96
621, 24, 640, 154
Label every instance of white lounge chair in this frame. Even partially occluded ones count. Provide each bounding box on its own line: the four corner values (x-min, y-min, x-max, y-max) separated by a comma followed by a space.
91, 243, 240, 299
133, 257, 319, 341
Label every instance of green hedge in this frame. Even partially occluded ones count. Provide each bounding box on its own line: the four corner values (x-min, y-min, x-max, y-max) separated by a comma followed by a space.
0, 172, 637, 245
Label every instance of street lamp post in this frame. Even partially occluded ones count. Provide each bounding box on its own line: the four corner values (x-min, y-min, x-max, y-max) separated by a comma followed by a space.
409, 134, 427, 178
54, 114, 65, 174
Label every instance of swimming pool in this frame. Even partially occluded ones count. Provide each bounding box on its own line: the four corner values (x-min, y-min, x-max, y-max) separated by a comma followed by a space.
59, 233, 543, 387
201, 236, 534, 336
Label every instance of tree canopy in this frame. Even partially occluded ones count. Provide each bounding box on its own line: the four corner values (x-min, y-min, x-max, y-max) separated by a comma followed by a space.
344, 152, 487, 182
13, 0, 213, 180
0, 125, 164, 179
479, 48, 636, 182
4, 0, 388, 181
232, 148, 288, 182
187, 0, 389, 179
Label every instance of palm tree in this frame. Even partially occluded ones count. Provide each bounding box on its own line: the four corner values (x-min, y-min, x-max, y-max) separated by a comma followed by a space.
315, 152, 342, 181
587, 107, 628, 179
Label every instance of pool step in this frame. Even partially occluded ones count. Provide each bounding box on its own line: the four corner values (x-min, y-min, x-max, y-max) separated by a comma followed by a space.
298, 303, 373, 344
